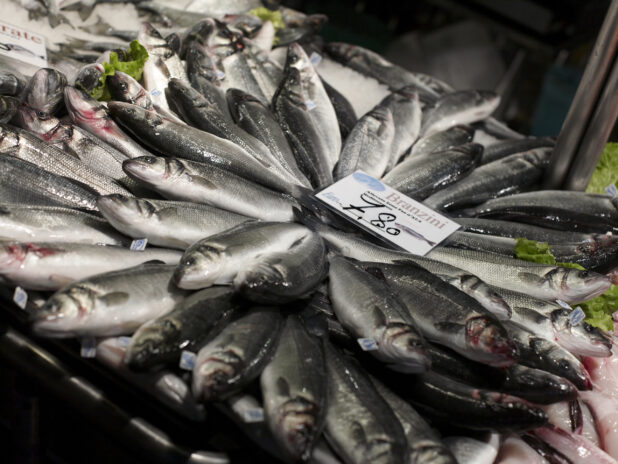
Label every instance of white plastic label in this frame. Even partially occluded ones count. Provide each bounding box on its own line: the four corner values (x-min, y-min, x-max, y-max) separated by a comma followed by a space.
309, 52, 322, 66
150, 89, 162, 97
80, 337, 97, 358
0, 21, 47, 68
117, 336, 132, 348
13, 286, 28, 310
357, 338, 379, 351
605, 184, 617, 198
555, 300, 572, 310
179, 350, 196, 371
130, 238, 148, 251
568, 306, 586, 326
316, 172, 461, 255
242, 408, 264, 423
305, 100, 316, 110
216, 70, 225, 80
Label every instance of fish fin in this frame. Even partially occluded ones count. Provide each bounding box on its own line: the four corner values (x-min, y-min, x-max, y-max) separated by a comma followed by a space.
99, 291, 130, 306
371, 306, 387, 327
139, 260, 166, 266
188, 175, 217, 190
275, 377, 291, 398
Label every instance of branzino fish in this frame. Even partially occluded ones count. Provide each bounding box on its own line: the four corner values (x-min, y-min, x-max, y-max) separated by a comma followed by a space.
358, 261, 517, 367
0, 241, 181, 291
174, 222, 312, 290
261, 316, 327, 462
108, 101, 300, 195
334, 104, 395, 180
0, 203, 126, 245
328, 255, 430, 372
425, 247, 611, 302
424, 148, 551, 211
122, 156, 298, 222
192, 307, 283, 402
125, 286, 240, 371
464, 190, 618, 234
382, 143, 482, 200
97, 195, 252, 250
33, 263, 187, 338
323, 342, 409, 464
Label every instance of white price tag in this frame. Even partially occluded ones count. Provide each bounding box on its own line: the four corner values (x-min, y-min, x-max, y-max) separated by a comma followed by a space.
215, 70, 225, 80
80, 337, 97, 358
13, 286, 28, 310
305, 100, 316, 110
605, 183, 617, 198
357, 338, 379, 351
130, 238, 148, 251
0, 21, 47, 68
179, 350, 196, 371
150, 89, 162, 97
242, 408, 264, 423
117, 336, 132, 348
316, 172, 461, 256
568, 306, 586, 326
309, 52, 322, 66
555, 300, 572, 310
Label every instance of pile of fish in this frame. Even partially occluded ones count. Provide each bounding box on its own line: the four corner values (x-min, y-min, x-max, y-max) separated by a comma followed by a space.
2, 1, 618, 463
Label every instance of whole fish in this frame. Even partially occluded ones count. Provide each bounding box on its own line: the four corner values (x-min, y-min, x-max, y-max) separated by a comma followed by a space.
480, 137, 555, 164
405, 370, 547, 431
64, 87, 152, 159
261, 316, 327, 462
323, 342, 408, 464
226, 88, 311, 187
122, 156, 299, 222
192, 307, 283, 402
23, 68, 67, 119
108, 101, 299, 195
321, 77, 357, 139
234, 232, 328, 303
334, 105, 395, 180
328, 256, 430, 372
382, 143, 482, 200
0, 124, 130, 197
409, 125, 474, 158
0, 71, 26, 96
464, 190, 618, 233
424, 148, 551, 211
0, 96, 19, 123
173, 222, 312, 290
0, 240, 181, 290
370, 377, 457, 464
138, 22, 188, 113
33, 262, 187, 337
358, 261, 517, 367
0, 155, 98, 211
425, 247, 611, 302
305, 219, 511, 318
125, 286, 239, 371
379, 86, 422, 170
421, 90, 500, 137
107, 71, 153, 110
97, 195, 252, 250
0, 203, 126, 245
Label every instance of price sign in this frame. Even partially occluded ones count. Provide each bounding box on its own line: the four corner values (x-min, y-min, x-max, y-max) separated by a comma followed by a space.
315, 172, 460, 256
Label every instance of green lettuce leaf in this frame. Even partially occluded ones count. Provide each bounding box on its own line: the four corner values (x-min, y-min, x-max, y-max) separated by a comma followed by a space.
586, 142, 618, 194
90, 40, 149, 101
514, 237, 556, 265
248, 7, 284, 45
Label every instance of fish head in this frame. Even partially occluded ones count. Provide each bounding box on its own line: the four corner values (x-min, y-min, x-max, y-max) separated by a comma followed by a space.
74, 63, 104, 95
108, 101, 163, 131
382, 323, 431, 373
235, 260, 286, 295
25, 68, 67, 119
97, 194, 156, 227
64, 86, 106, 125
409, 441, 456, 464
192, 349, 240, 401
285, 42, 310, 72
107, 71, 142, 103
551, 309, 612, 358
465, 316, 518, 367
553, 268, 611, 301
125, 318, 179, 370
32, 285, 97, 337
324, 42, 357, 63
167, 78, 201, 105
138, 21, 165, 47
275, 397, 321, 461
123, 156, 179, 185
173, 243, 224, 289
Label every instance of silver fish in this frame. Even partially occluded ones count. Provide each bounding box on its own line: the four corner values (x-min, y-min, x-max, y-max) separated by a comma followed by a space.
108, 71, 154, 110
33, 262, 187, 337
97, 195, 252, 250
174, 222, 312, 290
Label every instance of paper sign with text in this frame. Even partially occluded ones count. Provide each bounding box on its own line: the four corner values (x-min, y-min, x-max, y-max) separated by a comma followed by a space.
0, 20, 47, 68
315, 172, 460, 255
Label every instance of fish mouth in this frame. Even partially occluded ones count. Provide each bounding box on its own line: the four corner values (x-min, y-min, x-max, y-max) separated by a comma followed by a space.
123, 157, 165, 181
466, 317, 518, 367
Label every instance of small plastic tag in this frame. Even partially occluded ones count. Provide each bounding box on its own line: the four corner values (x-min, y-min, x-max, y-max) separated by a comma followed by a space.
555, 300, 572, 310
130, 238, 148, 251
80, 337, 97, 358
216, 70, 225, 80
13, 286, 28, 310
150, 89, 162, 97
117, 336, 132, 348
605, 183, 617, 197
568, 306, 586, 326
179, 350, 196, 370
242, 408, 264, 423
357, 338, 379, 351
309, 52, 322, 66
305, 100, 316, 110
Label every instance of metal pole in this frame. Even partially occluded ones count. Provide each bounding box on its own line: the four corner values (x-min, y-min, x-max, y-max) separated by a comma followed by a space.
563, 56, 618, 191
542, 0, 618, 189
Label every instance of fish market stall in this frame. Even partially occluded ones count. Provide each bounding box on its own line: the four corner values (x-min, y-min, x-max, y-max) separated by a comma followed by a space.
1, 1, 618, 463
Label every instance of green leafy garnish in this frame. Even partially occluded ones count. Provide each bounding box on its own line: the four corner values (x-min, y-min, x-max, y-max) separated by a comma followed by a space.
90, 40, 149, 101
586, 142, 618, 194
248, 7, 284, 45
514, 237, 557, 265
